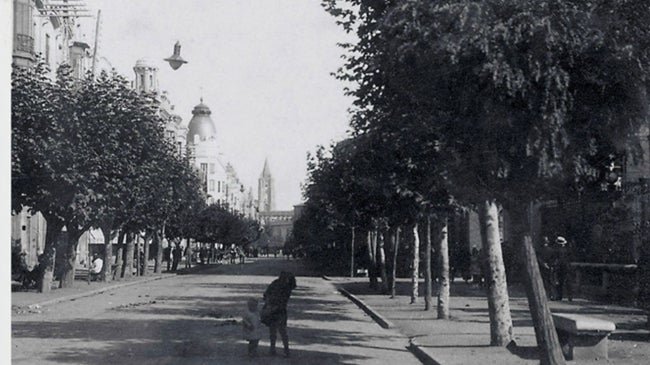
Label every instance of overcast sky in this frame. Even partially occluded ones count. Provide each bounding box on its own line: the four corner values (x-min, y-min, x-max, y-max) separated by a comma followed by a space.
77, 0, 354, 210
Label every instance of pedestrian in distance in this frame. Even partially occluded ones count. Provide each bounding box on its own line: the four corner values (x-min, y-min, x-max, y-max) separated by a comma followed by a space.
261, 271, 297, 357
538, 236, 556, 300
90, 253, 103, 281
229, 246, 237, 264
242, 297, 262, 357
163, 246, 172, 272
171, 245, 181, 272
552, 236, 573, 301
469, 247, 483, 287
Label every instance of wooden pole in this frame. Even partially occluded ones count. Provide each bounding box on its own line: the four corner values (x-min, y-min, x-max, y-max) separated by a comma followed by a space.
522, 234, 566, 365
91, 10, 101, 77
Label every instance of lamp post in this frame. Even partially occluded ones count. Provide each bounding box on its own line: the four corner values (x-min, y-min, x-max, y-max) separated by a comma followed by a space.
164, 41, 188, 70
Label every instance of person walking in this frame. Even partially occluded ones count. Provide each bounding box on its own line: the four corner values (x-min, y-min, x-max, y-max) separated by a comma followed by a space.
261, 271, 296, 357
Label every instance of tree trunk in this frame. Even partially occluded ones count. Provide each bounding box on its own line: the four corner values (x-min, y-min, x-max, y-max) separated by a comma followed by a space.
378, 231, 388, 293
59, 224, 85, 288
424, 217, 432, 311
37, 214, 64, 293
114, 230, 125, 281
142, 232, 150, 276
391, 227, 400, 298
123, 232, 134, 279
367, 230, 378, 290
161, 223, 168, 271
410, 222, 420, 304
478, 199, 514, 346
100, 219, 114, 282
513, 204, 565, 365
437, 218, 450, 320
350, 226, 355, 278
153, 228, 163, 274
185, 237, 193, 268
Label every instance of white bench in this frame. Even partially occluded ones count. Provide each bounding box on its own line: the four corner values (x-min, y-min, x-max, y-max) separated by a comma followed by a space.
552, 313, 616, 361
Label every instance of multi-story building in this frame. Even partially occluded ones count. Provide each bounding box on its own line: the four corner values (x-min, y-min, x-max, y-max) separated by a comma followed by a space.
186, 99, 227, 206
12, 0, 91, 268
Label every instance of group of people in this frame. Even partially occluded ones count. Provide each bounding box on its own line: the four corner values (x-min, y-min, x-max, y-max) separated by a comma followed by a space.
539, 236, 573, 301
242, 271, 297, 358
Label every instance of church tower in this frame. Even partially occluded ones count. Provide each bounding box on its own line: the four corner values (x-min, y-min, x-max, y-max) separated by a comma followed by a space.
258, 158, 275, 212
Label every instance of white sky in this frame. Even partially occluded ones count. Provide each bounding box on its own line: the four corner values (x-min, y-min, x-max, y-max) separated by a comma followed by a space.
77, 0, 354, 210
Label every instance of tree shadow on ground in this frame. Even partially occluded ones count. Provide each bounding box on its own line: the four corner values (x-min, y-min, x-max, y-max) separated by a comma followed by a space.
12, 258, 420, 364
506, 341, 540, 360
13, 314, 404, 365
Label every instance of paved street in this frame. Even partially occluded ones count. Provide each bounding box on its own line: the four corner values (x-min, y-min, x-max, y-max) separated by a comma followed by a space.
12, 258, 422, 365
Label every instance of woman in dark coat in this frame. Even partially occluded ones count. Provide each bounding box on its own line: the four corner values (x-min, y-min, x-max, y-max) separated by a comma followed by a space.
262, 271, 296, 357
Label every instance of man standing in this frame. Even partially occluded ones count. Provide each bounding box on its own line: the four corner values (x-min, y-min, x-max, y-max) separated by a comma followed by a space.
553, 236, 573, 301
538, 236, 555, 300
90, 253, 103, 281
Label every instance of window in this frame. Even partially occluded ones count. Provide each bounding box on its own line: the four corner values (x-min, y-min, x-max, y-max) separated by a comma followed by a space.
13, 1, 34, 54
209, 180, 215, 192
45, 33, 50, 63
209, 163, 215, 174
200, 163, 208, 188
217, 181, 221, 193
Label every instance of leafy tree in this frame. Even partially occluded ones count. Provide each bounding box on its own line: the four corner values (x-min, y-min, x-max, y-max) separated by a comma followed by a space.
325, 0, 650, 360
12, 61, 92, 292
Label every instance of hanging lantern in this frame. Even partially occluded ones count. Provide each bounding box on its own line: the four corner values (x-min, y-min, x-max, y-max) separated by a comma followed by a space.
164, 41, 188, 70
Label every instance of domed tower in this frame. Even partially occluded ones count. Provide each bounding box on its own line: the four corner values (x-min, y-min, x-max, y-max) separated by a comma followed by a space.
186, 99, 224, 205
133, 59, 159, 94
186, 98, 217, 144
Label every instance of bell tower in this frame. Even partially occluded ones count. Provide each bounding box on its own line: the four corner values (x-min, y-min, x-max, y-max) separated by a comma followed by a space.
258, 158, 275, 212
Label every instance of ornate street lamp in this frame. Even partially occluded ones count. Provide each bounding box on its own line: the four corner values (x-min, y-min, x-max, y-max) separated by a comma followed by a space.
164, 41, 188, 70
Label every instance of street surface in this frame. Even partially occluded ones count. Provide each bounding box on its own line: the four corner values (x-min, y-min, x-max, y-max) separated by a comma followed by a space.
12, 258, 422, 365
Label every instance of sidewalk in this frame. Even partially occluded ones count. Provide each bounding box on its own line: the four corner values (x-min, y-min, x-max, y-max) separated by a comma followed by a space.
11, 263, 212, 310
336, 277, 650, 365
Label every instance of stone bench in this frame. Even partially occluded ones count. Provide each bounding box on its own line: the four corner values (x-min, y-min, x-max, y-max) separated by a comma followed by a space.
552, 313, 616, 361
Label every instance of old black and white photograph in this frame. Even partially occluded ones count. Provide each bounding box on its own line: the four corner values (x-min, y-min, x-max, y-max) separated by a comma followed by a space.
7, 1, 650, 364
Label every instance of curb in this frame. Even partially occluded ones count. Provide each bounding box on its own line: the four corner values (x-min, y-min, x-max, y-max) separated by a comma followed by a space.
408, 339, 443, 365
25, 274, 172, 308
336, 285, 444, 365
337, 287, 394, 329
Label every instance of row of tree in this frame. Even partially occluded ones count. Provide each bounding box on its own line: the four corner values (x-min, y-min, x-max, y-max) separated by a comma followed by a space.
12, 60, 257, 293
295, 1, 649, 364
